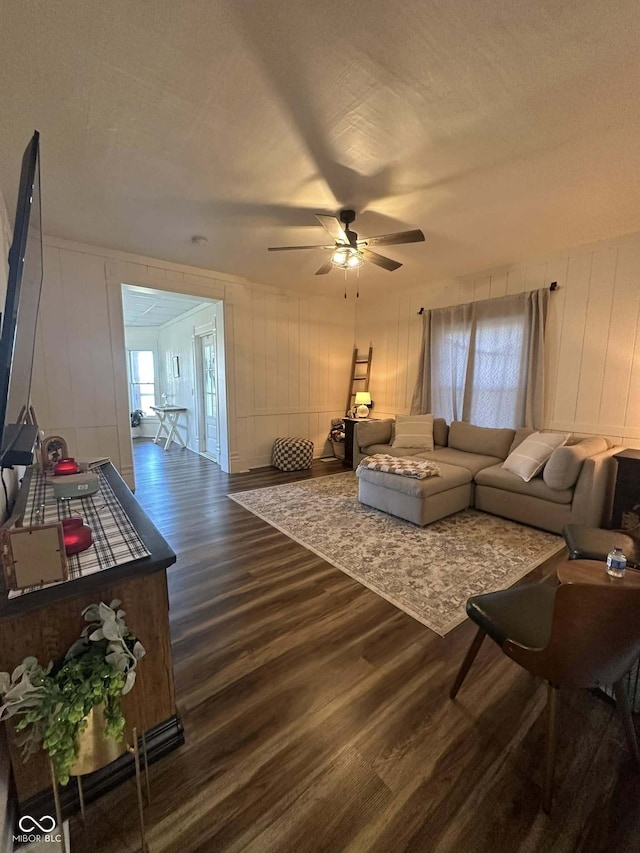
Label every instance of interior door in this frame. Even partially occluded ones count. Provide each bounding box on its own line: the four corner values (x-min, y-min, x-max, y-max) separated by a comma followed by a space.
201, 333, 219, 461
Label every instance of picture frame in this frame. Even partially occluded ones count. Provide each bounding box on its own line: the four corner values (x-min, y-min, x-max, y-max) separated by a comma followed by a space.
40, 434, 69, 474
1, 522, 68, 590
172, 355, 180, 379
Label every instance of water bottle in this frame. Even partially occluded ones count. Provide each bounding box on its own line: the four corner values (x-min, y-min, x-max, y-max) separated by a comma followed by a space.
606, 546, 627, 578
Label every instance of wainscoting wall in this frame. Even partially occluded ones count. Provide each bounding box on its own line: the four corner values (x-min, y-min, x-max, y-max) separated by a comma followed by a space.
355, 230, 640, 448
14, 216, 640, 483
30, 237, 355, 485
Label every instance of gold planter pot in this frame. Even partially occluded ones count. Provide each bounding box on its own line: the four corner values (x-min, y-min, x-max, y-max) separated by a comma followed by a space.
68, 702, 127, 777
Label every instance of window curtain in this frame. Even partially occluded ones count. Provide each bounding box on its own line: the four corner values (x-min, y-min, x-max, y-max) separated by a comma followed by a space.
411, 289, 549, 429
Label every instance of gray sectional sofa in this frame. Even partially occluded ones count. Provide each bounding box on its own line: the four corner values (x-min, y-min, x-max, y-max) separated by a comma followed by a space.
353, 418, 621, 534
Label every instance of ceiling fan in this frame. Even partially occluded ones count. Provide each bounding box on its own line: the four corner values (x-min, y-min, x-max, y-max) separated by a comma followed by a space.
267, 209, 425, 275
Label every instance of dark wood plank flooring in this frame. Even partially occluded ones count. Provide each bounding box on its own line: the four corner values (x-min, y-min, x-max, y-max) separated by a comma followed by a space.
69, 441, 640, 852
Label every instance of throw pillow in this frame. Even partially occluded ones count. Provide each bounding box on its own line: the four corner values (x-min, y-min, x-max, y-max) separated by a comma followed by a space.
508, 427, 535, 456
356, 418, 393, 448
392, 414, 434, 451
502, 431, 569, 482
543, 437, 608, 490
433, 417, 449, 448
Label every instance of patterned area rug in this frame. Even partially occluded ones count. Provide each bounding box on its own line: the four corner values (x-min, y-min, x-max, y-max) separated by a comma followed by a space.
228, 473, 563, 636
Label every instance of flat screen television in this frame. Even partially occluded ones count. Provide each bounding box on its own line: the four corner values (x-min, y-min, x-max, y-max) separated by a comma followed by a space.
0, 130, 43, 467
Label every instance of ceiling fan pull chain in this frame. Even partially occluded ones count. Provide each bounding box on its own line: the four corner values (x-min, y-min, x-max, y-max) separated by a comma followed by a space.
344, 267, 347, 299
356, 265, 360, 299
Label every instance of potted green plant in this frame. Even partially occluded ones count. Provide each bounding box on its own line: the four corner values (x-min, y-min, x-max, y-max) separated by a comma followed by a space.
0, 600, 145, 784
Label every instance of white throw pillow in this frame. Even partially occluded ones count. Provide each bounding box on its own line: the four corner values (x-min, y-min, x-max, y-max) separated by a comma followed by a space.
392, 414, 434, 451
502, 431, 569, 482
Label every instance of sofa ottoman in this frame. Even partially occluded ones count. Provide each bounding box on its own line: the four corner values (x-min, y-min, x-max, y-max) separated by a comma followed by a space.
356, 461, 473, 526
272, 437, 314, 471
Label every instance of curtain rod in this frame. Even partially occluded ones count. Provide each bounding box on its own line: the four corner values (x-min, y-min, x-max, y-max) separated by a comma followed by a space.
417, 281, 558, 315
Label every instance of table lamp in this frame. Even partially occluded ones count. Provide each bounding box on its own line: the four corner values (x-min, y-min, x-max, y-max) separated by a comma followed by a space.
355, 392, 372, 419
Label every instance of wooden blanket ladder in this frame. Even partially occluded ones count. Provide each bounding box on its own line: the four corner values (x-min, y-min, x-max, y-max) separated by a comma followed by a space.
346, 346, 373, 416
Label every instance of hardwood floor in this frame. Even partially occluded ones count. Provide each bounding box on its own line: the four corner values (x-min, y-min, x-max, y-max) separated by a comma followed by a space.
70, 441, 640, 853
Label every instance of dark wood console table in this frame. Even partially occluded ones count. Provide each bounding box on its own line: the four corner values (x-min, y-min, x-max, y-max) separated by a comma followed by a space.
0, 462, 183, 818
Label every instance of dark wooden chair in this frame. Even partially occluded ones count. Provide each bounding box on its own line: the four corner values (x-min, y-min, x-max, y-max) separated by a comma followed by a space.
450, 582, 640, 812
563, 523, 639, 567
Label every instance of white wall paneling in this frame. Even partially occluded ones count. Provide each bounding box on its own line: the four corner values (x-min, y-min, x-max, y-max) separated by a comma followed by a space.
355, 231, 640, 448
30, 225, 640, 488
238, 284, 354, 469
31, 236, 355, 485
156, 302, 218, 454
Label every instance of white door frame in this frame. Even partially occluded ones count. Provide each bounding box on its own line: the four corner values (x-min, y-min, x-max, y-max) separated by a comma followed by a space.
107, 268, 233, 487
193, 322, 220, 461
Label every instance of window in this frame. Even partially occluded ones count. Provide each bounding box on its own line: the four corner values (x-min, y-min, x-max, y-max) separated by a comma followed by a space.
465, 312, 526, 428
415, 290, 548, 430
128, 350, 156, 415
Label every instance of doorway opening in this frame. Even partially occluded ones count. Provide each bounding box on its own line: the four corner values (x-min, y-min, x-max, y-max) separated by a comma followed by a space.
121, 284, 228, 476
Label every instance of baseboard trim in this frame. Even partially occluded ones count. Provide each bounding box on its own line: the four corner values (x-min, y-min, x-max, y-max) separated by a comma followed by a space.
19, 714, 184, 822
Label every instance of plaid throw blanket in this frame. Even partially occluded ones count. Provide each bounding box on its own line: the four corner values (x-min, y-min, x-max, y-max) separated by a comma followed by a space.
358, 454, 441, 480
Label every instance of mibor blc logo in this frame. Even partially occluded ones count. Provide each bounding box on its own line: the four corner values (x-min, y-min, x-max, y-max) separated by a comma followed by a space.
14, 813, 62, 844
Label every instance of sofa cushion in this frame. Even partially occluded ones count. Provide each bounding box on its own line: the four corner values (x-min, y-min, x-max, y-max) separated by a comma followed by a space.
475, 463, 573, 504
356, 460, 472, 497
502, 431, 569, 482
356, 418, 393, 448
363, 444, 425, 458
566, 433, 613, 448
416, 447, 504, 477
433, 418, 449, 448
448, 421, 515, 460
393, 414, 434, 451
543, 437, 609, 490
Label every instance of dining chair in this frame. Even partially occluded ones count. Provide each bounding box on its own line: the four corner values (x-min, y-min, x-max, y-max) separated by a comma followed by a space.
563, 523, 638, 567
450, 581, 640, 812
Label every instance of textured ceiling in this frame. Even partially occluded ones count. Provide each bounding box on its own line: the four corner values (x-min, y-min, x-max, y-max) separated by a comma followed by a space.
2, 1, 640, 294
121, 285, 213, 327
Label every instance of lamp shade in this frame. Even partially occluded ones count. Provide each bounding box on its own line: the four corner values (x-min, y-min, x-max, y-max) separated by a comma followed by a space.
354, 392, 371, 405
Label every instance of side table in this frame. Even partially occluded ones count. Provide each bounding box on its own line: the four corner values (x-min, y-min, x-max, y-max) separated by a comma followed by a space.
611, 449, 640, 531
150, 406, 188, 451
557, 558, 640, 588
343, 417, 379, 468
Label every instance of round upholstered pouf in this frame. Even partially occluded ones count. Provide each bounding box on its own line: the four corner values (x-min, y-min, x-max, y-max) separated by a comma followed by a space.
272, 437, 314, 471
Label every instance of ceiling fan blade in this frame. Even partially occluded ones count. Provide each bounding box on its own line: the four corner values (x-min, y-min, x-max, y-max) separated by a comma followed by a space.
268, 244, 334, 251
361, 249, 402, 271
359, 229, 425, 247
315, 214, 350, 244
315, 257, 334, 275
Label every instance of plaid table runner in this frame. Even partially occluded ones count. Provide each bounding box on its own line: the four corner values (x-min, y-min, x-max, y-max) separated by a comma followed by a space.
9, 465, 150, 599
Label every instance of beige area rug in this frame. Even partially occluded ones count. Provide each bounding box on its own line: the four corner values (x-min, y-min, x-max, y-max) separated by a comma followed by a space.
228, 473, 563, 636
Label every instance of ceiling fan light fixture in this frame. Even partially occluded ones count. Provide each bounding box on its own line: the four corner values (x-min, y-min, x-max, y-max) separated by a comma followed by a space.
331, 247, 363, 269
268, 210, 424, 276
